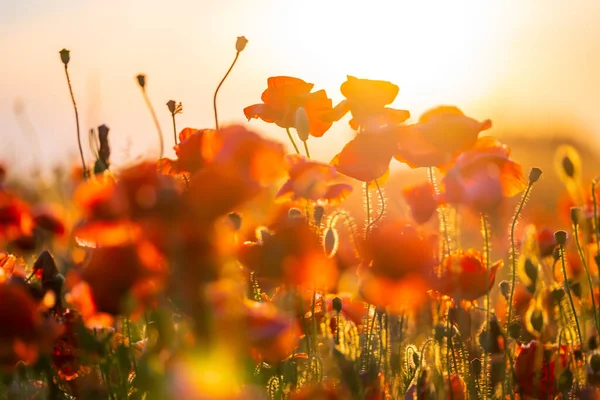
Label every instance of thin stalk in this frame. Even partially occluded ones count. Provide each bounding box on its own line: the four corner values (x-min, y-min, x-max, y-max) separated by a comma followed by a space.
140, 88, 164, 158
507, 182, 533, 324
285, 128, 301, 154
303, 140, 311, 159
365, 181, 371, 238
446, 311, 454, 400
63, 65, 87, 179
213, 51, 240, 130
482, 214, 491, 399
171, 113, 178, 146
560, 243, 583, 345
428, 166, 450, 258
574, 222, 600, 333
366, 179, 385, 233
593, 178, 600, 255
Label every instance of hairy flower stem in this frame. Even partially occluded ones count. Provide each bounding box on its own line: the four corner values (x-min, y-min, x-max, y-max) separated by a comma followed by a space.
428, 167, 450, 259
560, 243, 584, 345
507, 182, 533, 324
285, 128, 301, 154
63, 65, 87, 179
140, 88, 164, 159
574, 222, 600, 333
481, 214, 491, 399
213, 51, 240, 130
366, 179, 385, 234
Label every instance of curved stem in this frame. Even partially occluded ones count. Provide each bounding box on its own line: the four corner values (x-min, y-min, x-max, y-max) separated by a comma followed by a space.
285, 128, 300, 154
366, 179, 385, 234
63, 65, 87, 179
560, 243, 584, 345
507, 182, 533, 324
141, 88, 164, 159
213, 51, 240, 130
574, 222, 600, 333
303, 140, 311, 159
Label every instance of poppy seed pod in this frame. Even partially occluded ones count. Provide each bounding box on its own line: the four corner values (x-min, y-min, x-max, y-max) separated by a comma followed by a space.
554, 230, 568, 245
59, 49, 70, 65
528, 167, 542, 183
295, 107, 310, 142
136, 74, 146, 89
570, 207, 583, 225
236, 36, 248, 52
167, 100, 177, 114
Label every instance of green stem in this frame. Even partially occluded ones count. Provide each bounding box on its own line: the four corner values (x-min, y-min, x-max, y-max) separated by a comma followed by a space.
507, 182, 533, 324
285, 128, 301, 154
560, 243, 583, 345
574, 222, 600, 334
303, 140, 311, 159
63, 65, 87, 179
213, 51, 240, 130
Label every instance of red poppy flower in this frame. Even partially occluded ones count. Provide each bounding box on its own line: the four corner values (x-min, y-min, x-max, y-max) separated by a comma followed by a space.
359, 221, 437, 310
238, 220, 337, 290
513, 340, 568, 399
328, 76, 410, 131
402, 182, 438, 224
322, 293, 367, 327
158, 127, 217, 175
433, 249, 502, 301
395, 106, 492, 169
331, 126, 400, 182
0, 281, 61, 372
244, 76, 333, 137
276, 155, 352, 205
66, 241, 168, 326
537, 228, 558, 258
442, 137, 527, 214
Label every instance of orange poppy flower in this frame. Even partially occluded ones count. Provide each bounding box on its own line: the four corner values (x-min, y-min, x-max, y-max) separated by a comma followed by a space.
158, 127, 217, 175
0, 252, 26, 282
276, 155, 352, 205
66, 241, 168, 326
402, 182, 438, 224
0, 281, 62, 372
513, 340, 568, 399
244, 76, 334, 137
328, 75, 410, 131
238, 220, 337, 290
331, 126, 400, 182
359, 221, 437, 310
394, 106, 492, 169
433, 249, 502, 301
442, 137, 527, 214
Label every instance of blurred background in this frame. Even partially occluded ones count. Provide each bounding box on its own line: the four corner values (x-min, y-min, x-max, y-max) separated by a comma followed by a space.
1, 0, 599, 184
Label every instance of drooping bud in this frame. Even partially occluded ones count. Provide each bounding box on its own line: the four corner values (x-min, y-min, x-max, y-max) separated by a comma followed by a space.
295, 107, 310, 142
471, 358, 482, 376
236, 36, 248, 52
499, 280, 510, 299
59, 49, 70, 65
528, 167, 542, 183
136, 74, 146, 89
323, 227, 338, 258
332, 297, 342, 313
524, 258, 538, 286
554, 230, 568, 245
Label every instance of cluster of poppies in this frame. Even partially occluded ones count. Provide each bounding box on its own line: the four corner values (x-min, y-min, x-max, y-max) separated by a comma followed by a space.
0, 72, 598, 400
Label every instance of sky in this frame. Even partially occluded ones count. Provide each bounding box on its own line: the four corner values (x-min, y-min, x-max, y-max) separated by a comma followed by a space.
1, 0, 600, 177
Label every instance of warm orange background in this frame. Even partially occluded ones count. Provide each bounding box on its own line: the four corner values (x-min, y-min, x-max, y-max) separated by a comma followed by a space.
1, 0, 600, 177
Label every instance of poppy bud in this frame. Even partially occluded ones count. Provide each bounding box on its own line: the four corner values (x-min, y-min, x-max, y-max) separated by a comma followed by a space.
528, 167, 542, 183
570, 207, 583, 225
323, 227, 338, 258
59, 49, 70, 65
508, 321, 521, 339
554, 230, 568, 245
562, 156, 576, 178
295, 107, 310, 142
570, 281, 582, 298
136, 74, 146, 89
332, 297, 342, 313
499, 280, 510, 299
236, 36, 248, 52
551, 288, 565, 302
558, 368, 573, 393
288, 207, 304, 221
412, 351, 421, 368
167, 100, 177, 114
313, 206, 325, 226
227, 212, 242, 231
471, 358, 482, 376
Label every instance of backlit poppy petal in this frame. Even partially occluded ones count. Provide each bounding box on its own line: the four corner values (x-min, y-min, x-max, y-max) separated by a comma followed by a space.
243, 103, 281, 123
340, 76, 399, 109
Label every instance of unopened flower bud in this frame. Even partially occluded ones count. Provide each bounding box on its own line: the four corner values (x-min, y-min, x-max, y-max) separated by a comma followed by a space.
313, 206, 325, 226
528, 167, 542, 183
136, 74, 146, 89
562, 156, 575, 178
524, 258, 538, 285
551, 288, 565, 302
332, 297, 342, 313
570, 207, 583, 226
167, 100, 177, 114
59, 49, 70, 65
554, 230, 567, 245
323, 228, 338, 258
508, 321, 521, 339
295, 107, 310, 142
499, 280, 510, 299
236, 36, 248, 52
